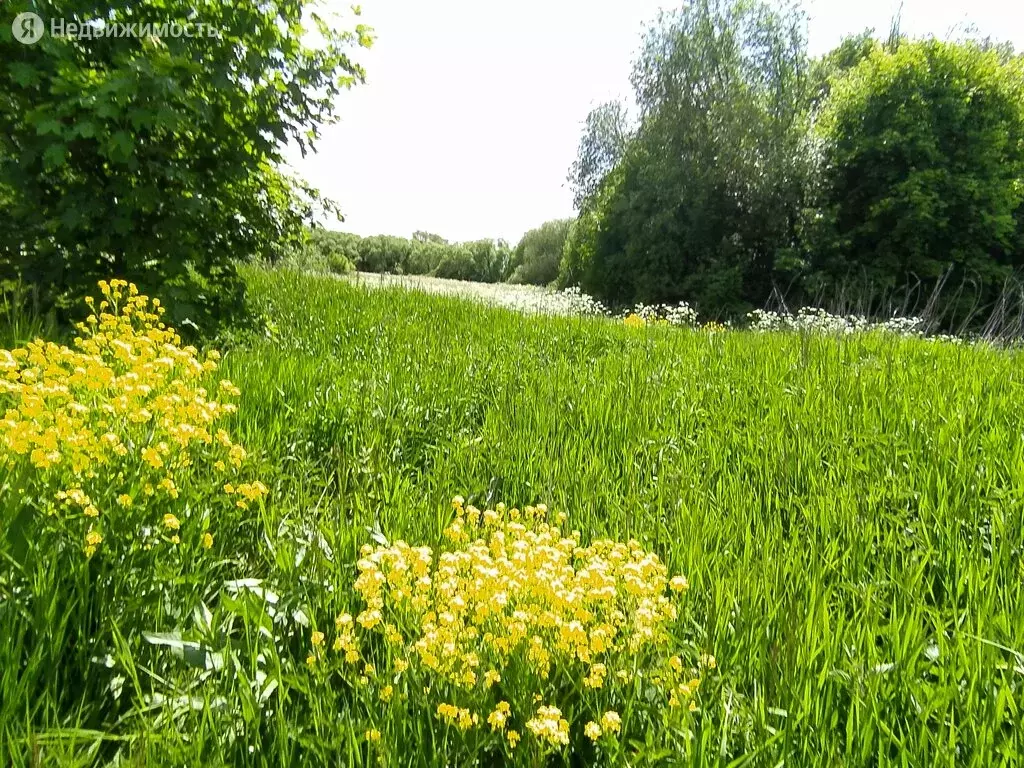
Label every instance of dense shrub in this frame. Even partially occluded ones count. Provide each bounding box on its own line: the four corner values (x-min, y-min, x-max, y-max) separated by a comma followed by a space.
509, 220, 573, 286
408, 240, 449, 275
465, 239, 515, 283
298, 230, 514, 283
803, 40, 1024, 325
0, 1, 371, 333
282, 229, 359, 274
432, 245, 478, 281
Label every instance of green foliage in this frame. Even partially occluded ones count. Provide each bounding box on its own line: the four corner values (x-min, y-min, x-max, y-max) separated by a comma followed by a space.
807, 31, 878, 110
430, 244, 477, 280
6, 267, 1023, 764
281, 228, 360, 274
568, 101, 632, 212
804, 40, 1024, 324
574, 0, 812, 315
298, 230, 515, 283
557, 172, 620, 289
509, 219, 573, 286
412, 230, 449, 245
463, 239, 515, 283
357, 235, 411, 274
0, 0, 372, 332
564, 7, 1024, 326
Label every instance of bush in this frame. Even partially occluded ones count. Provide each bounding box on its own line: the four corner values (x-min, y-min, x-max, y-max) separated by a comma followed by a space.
432, 246, 478, 281
509, 220, 573, 286
463, 239, 515, 283
407, 240, 448, 275
294, 231, 514, 283
283, 228, 358, 274
0, 2, 371, 334
804, 40, 1024, 326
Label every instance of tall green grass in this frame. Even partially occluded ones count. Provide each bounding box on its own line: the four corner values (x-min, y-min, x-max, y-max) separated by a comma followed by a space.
2, 266, 1022, 765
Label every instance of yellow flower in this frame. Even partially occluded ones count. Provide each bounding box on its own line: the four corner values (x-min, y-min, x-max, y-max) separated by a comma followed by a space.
506, 730, 520, 748
141, 447, 163, 469
436, 703, 476, 731
365, 728, 381, 742
116, 494, 133, 508
525, 705, 569, 746
623, 313, 646, 328
158, 477, 178, 498
306, 654, 317, 667
162, 513, 180, 531
584, 721, 602, 741
219, 379, 241, 396
345, 499, 701, 741
600, 711, 621, 734
669, 575, 689, 592
169, 535, 180, 545
379, 685, 393, 702
228, 444, 246, 467
487, 701, 510, 731
84, 529, 103, 557
311, 631, 325, 647
201, 532, 214, 549
583, 662, 607, 688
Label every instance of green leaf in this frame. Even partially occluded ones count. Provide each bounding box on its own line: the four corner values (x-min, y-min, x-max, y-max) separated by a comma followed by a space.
75, 121, 97, 139
105, 130, 135, 162
9, 62, 37, 88
35, 118, 63, 136
42, 143, 68, 171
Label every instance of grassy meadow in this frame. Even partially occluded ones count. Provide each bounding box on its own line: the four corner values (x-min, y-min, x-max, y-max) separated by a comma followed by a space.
2, 266, 1023, 766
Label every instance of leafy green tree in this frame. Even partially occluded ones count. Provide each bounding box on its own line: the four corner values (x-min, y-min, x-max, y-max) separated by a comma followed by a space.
509, 219, 573, 286
575, 0, 812, 315
804, 40, 1024, 324
568, 101, 632, 212
0, 0, 372, 331
285, 228, 359, 274
432, 245, 478, 281
463, 239, 514, 283
403, 240, 442, 275
808, 31, 877, 110
412, 231, 449, 245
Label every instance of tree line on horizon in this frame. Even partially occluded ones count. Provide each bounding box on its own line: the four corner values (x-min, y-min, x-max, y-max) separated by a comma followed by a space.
306, 1, 1024, 331
288, 220, 574, 287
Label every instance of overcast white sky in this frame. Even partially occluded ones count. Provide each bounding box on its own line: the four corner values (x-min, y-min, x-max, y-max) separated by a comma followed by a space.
287, 0, 1024, 244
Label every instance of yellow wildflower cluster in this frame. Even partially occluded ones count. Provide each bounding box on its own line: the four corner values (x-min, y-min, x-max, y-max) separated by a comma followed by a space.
623, 313, 646, 328
332, 497, 708, 751
525, 705, 570, 746
436, 702, 478, 730
0, 279, 261, 556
